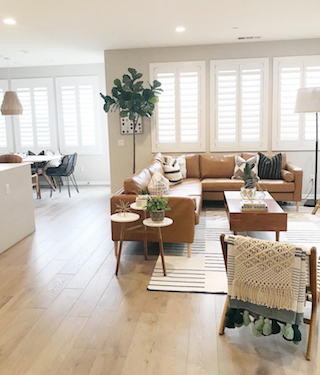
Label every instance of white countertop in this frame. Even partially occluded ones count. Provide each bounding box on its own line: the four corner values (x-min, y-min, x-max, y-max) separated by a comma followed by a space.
0, 163, 31, 172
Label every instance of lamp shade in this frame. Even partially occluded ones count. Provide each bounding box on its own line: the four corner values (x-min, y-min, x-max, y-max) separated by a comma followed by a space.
295, 87, 320, 113
1, 91, 23, 115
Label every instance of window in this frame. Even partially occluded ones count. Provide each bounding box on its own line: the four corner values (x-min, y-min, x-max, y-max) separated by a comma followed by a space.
150, 61, 206, 152
210, 58, 269, 151
55, 76, 102, 154
273, 56, 320, 150
0, 80, 13, 153
11, 78, 57, 153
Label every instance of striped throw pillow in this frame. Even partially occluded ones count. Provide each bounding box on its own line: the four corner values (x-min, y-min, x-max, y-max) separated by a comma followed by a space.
258, 152, 282, 179
163, 160, 183, 185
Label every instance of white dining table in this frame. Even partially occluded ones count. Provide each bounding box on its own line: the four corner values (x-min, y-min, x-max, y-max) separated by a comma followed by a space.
22, 154, 62, 192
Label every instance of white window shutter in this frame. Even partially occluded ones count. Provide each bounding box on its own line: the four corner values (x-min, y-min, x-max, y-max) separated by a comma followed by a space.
156, 72, 176, 144
180, 71, 199, 143
0, 80, 13, 152
216, 68, 237, 143
211, 58, 268, 151
11, 78, 57, 153
150, 61, 205, 153
273, 56, 320, 151
55, 76, 102, 155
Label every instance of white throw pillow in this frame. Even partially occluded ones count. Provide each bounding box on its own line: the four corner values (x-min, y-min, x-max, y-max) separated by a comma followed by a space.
232, 154, 259, 180
148, 171, 170, 196
163, 160, 183, 185
45, 150, 61, 168
164, 154, 187, 179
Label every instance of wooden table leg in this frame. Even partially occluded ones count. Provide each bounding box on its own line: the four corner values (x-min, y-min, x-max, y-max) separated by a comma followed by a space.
234, 231, 237, 235
115, 224, 125, 275
219, 297, 229, 335
158, 228, 166, 276
276, 231, 280, 241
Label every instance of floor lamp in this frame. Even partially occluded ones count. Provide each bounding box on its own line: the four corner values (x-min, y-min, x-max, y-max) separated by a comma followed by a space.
295, 87, 320, 207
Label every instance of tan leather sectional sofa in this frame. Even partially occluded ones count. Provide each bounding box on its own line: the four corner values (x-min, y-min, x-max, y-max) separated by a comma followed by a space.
111, 152, 302, 256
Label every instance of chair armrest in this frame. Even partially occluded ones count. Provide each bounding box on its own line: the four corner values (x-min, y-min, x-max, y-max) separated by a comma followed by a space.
286, 162, 303, 201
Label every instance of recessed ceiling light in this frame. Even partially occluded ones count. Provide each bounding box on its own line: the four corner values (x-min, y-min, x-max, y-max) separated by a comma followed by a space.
175, 26, 186, 33
232, 27, 238, 29
3, 18, 17, 25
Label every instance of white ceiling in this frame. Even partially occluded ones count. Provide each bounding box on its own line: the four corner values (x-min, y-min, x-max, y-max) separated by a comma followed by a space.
1, 0, 320, 68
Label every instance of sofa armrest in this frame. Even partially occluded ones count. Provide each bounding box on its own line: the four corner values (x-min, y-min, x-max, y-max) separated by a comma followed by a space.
110, 194, 197, 243
286, 162, 303, 201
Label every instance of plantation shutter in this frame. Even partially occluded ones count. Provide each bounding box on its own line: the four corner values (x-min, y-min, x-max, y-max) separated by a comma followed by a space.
11, 78, 57, 152
211, 59, 268, 151
273, 56, 320, 150
216, 68, 237, 143
0, 81, 13, 152
150, 61, 205, 152
180, 71, 199, 143
305, 65, 320, 141
55, 76, 101, 154
156, 72, 176, 144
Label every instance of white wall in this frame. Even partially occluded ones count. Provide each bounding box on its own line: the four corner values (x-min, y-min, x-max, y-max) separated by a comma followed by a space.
0, 63, 110, 185
105, 39, 320, 195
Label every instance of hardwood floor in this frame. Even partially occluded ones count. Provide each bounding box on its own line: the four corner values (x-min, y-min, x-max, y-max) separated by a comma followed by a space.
0, 186, 318, 374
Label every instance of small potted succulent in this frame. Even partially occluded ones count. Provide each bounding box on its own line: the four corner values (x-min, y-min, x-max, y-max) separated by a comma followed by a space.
136, 189, 149, 207
241, 163, 259, 200
145, 196, 171, 222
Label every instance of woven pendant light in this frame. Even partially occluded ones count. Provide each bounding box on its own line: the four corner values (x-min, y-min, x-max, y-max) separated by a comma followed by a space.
1, 91, 23, 115
1, 57, 23, 116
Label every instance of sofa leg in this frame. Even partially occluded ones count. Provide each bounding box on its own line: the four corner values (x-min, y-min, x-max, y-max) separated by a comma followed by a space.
114, 241, 118, 257
187, 243, 191, 258
296, 201, 300, 212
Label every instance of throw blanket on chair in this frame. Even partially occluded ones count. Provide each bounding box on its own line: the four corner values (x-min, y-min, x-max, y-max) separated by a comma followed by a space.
225, 235, 307, 342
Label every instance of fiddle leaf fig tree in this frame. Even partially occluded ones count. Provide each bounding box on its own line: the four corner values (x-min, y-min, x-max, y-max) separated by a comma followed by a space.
100, 68, 162, 173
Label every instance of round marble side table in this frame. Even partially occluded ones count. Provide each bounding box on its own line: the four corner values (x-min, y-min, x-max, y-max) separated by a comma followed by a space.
143, 217, 173, 276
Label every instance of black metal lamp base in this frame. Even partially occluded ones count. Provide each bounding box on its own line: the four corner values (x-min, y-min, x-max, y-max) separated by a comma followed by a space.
304, 199, 317, 207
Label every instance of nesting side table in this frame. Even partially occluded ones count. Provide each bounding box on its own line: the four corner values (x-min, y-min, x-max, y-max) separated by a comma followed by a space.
110, 212, 140, 275
130, 202, 148, 260
143, 217, 173, 277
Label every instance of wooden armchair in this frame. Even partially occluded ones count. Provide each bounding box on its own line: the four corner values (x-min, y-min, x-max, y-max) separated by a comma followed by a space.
219, 234, 318, 361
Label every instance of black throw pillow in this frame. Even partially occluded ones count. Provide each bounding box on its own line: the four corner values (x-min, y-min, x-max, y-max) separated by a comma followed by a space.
258, 152, 282, 179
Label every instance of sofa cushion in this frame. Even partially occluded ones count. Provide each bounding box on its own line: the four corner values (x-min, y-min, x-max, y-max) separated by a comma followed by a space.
259, 179, 294, 193
186, 154, 200, 178
281, 170, 294, 182
200, 155, 235, 179
124, 168, 152, 195
242, 152, 287, 170
147, 160, 164, 176
168, 178, 202, 196
258, 152, 282, 179
202, 178, 244, 192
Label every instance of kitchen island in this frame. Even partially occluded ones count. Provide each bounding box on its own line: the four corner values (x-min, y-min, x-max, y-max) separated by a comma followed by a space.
0, 163, 35, 253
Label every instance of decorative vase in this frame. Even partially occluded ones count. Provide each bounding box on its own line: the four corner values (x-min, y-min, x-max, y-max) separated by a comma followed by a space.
150, 210, 165, 222
240, 186, 257, 201
136, 195, 148, 208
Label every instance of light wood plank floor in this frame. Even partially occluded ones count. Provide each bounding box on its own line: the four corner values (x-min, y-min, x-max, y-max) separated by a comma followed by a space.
0, 186, 318, 374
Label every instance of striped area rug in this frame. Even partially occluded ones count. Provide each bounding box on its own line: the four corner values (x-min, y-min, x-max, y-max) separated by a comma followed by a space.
147, 207, 320, 294
147, 216, 231, 294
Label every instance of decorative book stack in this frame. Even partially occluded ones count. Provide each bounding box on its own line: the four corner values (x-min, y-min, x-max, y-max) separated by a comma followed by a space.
241, 200, 268, 212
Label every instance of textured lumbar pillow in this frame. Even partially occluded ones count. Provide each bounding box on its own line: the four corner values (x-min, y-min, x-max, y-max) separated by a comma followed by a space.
165, 155, 187, 179
232, 154, 259, 180
258, 152, 282, 179
148, 171, 170, 196
163, 160, 183, 185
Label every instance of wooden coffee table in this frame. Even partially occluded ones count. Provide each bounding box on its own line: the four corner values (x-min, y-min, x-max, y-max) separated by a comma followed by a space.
224, 191, 287, 241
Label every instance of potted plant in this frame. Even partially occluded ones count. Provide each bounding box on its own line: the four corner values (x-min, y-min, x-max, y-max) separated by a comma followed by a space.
136, 189, 149, 207
241, 163, 259, 200
145, 197, 171, 222
100, 68, 162, 174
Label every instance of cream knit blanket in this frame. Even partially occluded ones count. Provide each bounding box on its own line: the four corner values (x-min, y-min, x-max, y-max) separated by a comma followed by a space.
227, 235, 307, 313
